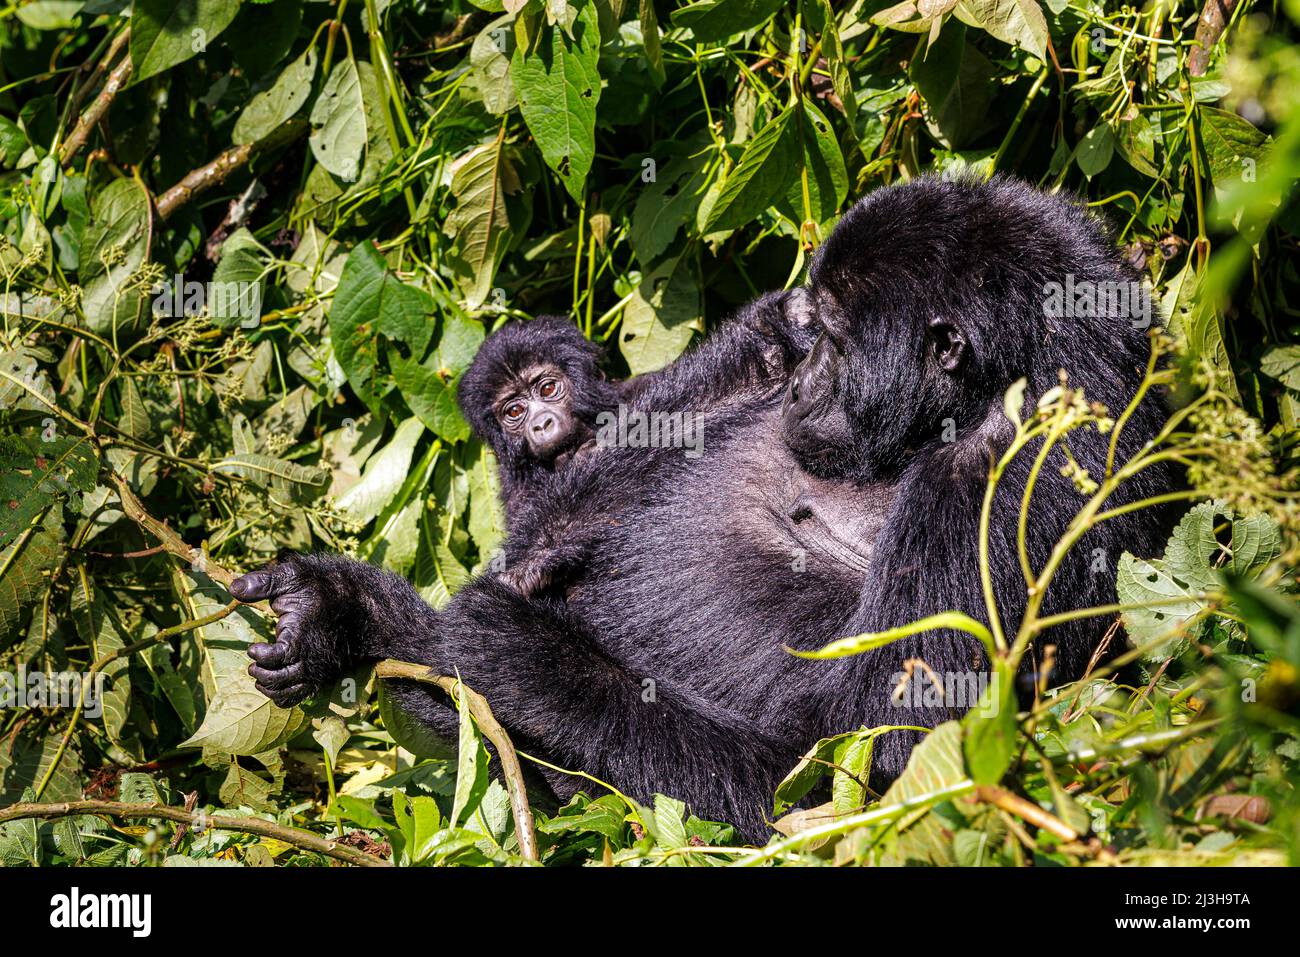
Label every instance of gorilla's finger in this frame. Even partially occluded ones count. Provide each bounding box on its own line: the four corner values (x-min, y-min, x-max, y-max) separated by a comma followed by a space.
247, 641, 291, 668
256, 681, 309, 707
248, 662, 305, 689
229, 563, 298, 603
271, 591, 314, 616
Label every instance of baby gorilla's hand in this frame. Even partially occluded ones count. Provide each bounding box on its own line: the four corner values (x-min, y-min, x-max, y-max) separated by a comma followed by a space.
230, 554, 362, 708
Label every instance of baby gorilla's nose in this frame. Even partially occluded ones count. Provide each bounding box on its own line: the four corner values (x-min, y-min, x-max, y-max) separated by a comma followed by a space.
532, 412, 557, 436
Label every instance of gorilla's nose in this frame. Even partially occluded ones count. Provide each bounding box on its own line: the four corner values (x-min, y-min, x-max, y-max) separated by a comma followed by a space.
532, 413, 557, 437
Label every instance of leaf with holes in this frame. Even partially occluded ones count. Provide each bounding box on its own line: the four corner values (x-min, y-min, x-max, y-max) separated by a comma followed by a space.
511, 3, 601, 200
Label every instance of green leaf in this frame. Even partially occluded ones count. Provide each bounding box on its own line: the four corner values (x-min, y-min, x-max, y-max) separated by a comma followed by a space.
329, 242, 434, 411
15, 1, 84, 31
209, 227, 266, 328
794, 611, 996, 660
464, 440, 506, 560
467, 16, 518, 115
233, 45, 317, 145
1117, 502, 1238, 659
961, 659, 1016, 786
672, 0, 785, 42
619, 252, 701, 375
177, 572, 308, 755
911, 22, 996, 149
309, 56, 367, 182
1075, 123, 1115, 178
445, 137, 520, 309
787, 101, 848, 224
334, 417, 425, 527
954, 0, 1048, 59
1199, 106, 1269, 189
0, 434, 97, 550
876, 722, 981, 866
702, 106, 797, 233
450, 684, 490, 828
130, 0, 243, 83
511, 2, 602, 200
0, 509, 62, 639
639, 0, 665, 85
79, 178, 152, 337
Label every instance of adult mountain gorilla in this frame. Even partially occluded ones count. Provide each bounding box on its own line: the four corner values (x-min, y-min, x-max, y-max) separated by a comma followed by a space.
231, 177, 1173, 841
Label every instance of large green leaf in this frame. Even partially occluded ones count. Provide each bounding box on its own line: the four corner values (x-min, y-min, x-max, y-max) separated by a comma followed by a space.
619, 251, 701, 375
955, 0, 1048, 58
309, 57, 367, 182
445, 138, 519, 310
0, 433, 97, 549
329, 242, 434, 411
233, 45, 317, 145
334, 416, 425, 527
511, 2, 601, 200
702, 107, 797, 233
672, 0, 785, 41
177, 572, 308, 755
130, 0, 244, 83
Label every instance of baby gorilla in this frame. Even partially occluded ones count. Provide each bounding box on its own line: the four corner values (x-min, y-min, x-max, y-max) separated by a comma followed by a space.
458, 316, 620, 595
459, 316, 619, 513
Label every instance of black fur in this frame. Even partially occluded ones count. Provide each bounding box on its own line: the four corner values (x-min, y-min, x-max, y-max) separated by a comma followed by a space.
233, 177, 1175, 843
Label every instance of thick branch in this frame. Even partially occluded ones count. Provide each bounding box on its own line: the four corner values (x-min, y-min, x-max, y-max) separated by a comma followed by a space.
374, 660, 539, 862
0, 800, 390, 867
1189, 0, 1240, 76
155, 122, 306, 221
60, 29, 133, 167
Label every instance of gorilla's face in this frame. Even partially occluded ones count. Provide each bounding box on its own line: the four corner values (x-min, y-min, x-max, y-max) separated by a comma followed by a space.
780, 280, 974, 482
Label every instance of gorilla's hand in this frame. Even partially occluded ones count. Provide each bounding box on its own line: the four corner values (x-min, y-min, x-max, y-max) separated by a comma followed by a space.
230, 553, 377, 708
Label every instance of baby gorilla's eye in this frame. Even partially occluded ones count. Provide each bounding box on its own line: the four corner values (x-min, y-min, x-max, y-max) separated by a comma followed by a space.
503, 400, 527, 420
538, 378, 560, 398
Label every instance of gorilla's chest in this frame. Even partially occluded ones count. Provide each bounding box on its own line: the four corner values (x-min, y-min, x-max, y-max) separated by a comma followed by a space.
566, 409, 883, 697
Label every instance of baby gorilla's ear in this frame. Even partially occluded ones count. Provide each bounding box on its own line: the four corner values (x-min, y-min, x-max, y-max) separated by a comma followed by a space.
927, 317, 967, 373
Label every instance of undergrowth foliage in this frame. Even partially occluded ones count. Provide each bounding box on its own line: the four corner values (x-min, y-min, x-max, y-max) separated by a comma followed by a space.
0, 0, 1298, 866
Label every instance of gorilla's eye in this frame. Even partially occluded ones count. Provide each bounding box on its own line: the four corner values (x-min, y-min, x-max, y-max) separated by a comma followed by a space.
538, 378, 561, 399
928, 320, 967, 373
503, 400, 527, 421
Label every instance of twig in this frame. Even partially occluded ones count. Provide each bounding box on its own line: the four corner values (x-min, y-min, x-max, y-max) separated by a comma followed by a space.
59, 29, 132, 167
975, 785, 1078, 841
0, 800, 391, 867
108, 472, 235, 586
373, 660, 539, 862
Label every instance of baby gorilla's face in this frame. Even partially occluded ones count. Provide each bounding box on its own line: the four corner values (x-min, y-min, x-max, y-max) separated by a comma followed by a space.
495, 363, 578, 460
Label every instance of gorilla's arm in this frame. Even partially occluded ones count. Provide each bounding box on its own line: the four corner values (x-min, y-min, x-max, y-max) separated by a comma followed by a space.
620, 289, 817, 413
232, 554, 793, 837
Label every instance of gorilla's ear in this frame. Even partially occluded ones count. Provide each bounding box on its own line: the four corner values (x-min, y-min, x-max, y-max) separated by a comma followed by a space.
927, 317, 967, 373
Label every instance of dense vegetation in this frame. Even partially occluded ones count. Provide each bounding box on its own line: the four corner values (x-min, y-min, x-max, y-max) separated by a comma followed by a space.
0, 0, 1297, 866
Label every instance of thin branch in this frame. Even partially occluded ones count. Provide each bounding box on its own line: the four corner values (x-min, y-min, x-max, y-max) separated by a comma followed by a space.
0, 800, 391, 867
975, 785, 1078, 841
373, 660, 539, 862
